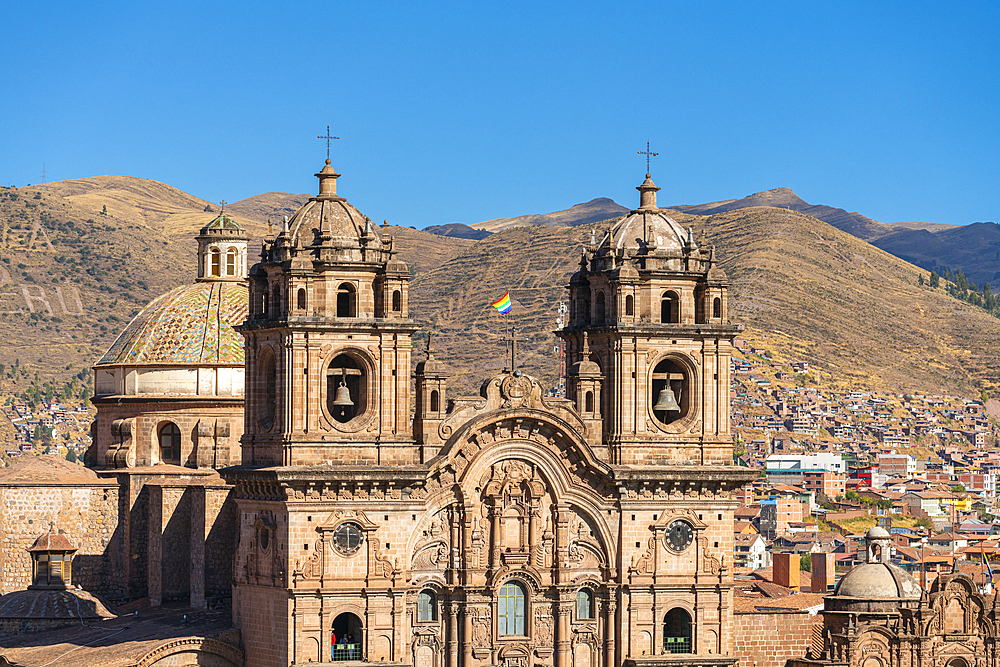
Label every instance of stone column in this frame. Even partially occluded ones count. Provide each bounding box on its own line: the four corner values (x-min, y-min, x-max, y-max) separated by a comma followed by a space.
462, 606, 473, 667
604, 599, 616, 667
189, 486, 206, 609
556, 601, 572, 667
444, 604, 456, 667
147, 484, 163, 606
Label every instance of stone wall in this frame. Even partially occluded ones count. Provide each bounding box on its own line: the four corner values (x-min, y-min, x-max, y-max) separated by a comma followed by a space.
734, 609, 821, 667
0, 482, 123, 598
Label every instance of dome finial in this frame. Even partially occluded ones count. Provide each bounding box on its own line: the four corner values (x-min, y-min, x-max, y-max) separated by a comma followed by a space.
637, 173, 661, 210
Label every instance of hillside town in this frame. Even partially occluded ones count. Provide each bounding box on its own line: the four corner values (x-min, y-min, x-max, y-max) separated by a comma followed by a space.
728, 339, 1000, 599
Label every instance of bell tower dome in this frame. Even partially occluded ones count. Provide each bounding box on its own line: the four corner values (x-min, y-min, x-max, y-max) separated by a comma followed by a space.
239, 158, 416, 467
556, 170, 735, 465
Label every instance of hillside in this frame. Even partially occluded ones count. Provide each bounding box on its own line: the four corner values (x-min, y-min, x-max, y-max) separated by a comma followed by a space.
3, 173, 999, 435
471, 198, 628, 233
410, 206, 1000, 398
872, 221, 1000, 286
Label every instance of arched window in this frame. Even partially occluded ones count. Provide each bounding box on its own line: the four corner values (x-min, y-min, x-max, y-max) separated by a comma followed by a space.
297, 288, 306, 311
158, 422, 181, 464
331, 612, 363, 662
392, 289, 401, 312
576, 588, 594, 620
595, 292, 606, 324
661, 291, 679, 323
581, 288, 591, 323
210, 248, 221, 277
417, 590, 436, 622
258, 351, 277, 430
327, 354, 366, 423
498, 581, 526, 636
713, 297, 721, 319
585, 390, 594, 413
226, 248, 237, 276
337, 283, 357, 318
663, 608, 692, 654
652, 358, 688, 425
272, 284, 281, 315
430, 389, 440, 413
625, 294, 634, 316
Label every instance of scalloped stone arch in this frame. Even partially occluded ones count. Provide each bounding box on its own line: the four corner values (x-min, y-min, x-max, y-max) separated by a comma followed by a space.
451, 437, 615, 562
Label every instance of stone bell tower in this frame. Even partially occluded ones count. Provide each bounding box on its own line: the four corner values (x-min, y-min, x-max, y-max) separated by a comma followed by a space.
238, 158, 417, 466
557, 171, 733, 466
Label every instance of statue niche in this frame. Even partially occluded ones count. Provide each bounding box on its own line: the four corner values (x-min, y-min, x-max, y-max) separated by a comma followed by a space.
482, 460, 550, 571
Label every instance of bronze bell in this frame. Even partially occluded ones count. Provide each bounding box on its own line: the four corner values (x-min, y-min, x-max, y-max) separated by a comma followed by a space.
332, 381, 354, 408
332, 367, 354, 409
653, 385, 681, 412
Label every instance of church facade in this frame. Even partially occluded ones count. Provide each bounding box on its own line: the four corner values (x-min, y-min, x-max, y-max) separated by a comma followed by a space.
224, 159, 756, 667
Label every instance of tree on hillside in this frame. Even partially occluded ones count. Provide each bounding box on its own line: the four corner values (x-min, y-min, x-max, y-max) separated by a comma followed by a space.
101, 205, 107, 216
918, 274, 925, 286
929, 271, 940, 288
66, 448, 77, 463
983, 390, 991, 403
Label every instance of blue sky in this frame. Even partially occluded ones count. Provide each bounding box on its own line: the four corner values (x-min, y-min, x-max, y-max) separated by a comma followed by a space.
2, 1, 998, 228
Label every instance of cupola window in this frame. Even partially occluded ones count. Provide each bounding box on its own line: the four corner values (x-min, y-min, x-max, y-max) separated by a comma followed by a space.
158, 422, 181, 464
210, 248, 221, 277
226, 248, 237, 276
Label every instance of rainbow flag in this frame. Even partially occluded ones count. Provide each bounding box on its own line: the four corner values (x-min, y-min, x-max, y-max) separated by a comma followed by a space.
491, 291, 513, 314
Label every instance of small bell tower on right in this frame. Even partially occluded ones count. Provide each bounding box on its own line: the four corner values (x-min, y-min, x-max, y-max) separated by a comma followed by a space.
557, 169, 734, 466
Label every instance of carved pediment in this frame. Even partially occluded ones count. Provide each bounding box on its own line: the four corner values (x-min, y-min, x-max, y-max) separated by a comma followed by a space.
438, 371, 584, 441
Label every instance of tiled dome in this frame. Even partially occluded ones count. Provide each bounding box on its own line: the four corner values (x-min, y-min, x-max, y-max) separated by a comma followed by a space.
97, 282, 248, 366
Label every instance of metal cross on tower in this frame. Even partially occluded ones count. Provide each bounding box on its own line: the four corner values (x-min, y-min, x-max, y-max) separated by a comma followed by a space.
638, 141, 659, 173
220, 200, 227, 214
318, 126, 340, 159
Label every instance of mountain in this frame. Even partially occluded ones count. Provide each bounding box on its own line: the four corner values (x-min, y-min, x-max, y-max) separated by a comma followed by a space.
670, 187, 886, 240
470, 198, 629, 233
3, 174, 999, 423
872, 221, 1000, 286
409, 206, 1000, 399
422, 223, 492, 240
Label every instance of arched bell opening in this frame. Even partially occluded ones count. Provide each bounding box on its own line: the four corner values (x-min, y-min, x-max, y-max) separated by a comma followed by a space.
326, 353, 368, 424
660, 291, 680, 324
712, 296, 722, 319
651, 358, 689, 424
331, 612, 364, 662
271, 284, 281, 315
625, 294, 634, 317
595, 292, 606, 324
392, 289, 402, 313
584, 390, 595, 413
297, 287, 307, 311
663, 608, 692, 654
337, 282, 357, 318
430, 389, 440, 413
258, 349, 277, 431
